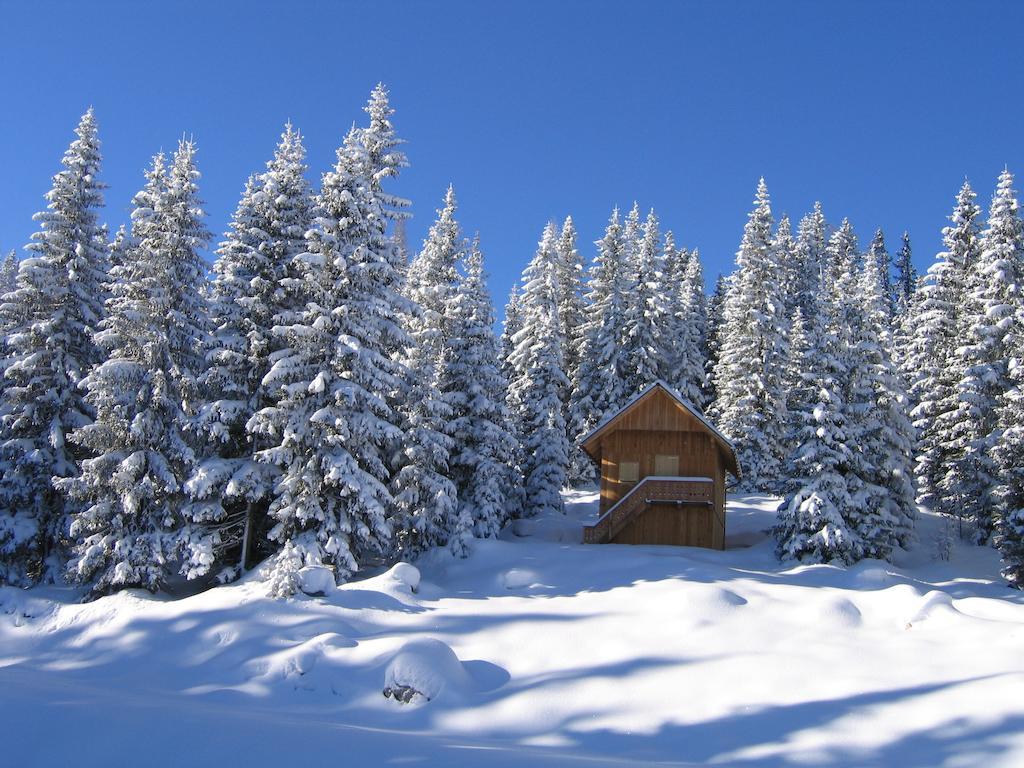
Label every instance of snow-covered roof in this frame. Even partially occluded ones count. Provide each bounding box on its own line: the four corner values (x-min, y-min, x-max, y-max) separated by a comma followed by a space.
579, 380, 739, 478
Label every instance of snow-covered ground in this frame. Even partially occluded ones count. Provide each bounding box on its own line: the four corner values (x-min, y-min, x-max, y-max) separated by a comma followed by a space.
2, 493, 1023, 767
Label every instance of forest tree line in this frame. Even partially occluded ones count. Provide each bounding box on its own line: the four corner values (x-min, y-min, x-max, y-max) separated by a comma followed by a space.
0, 87, 1021, 596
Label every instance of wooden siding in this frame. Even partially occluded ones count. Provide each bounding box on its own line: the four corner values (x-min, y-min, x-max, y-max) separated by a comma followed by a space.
613, 505, 715, 547
598, 429, 718, 514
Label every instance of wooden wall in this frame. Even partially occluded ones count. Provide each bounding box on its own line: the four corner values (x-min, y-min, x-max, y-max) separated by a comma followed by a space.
614, 505, 716, 547
599, 429, 719, 512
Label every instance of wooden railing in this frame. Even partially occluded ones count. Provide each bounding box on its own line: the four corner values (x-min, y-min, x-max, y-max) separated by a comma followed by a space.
583, 476, 713, 544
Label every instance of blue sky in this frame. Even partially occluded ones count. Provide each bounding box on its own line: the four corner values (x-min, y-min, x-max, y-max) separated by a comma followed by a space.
1, 1, 1022, 310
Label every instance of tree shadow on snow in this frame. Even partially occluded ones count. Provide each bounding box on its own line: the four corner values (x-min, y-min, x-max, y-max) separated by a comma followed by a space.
555, 675, 1023, 767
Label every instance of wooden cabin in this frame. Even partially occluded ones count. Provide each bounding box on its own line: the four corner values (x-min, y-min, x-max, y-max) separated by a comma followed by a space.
580, 381, 740, 549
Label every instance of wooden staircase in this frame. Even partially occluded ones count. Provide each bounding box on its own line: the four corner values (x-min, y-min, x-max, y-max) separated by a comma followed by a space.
583, 477, 714, 544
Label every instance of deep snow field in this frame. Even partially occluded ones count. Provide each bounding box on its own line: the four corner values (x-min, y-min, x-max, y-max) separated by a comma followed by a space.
2, 493, 1023, 767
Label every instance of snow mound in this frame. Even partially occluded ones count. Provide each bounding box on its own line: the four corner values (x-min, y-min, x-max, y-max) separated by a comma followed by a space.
815, 595, 863, 628
385, 562, 421, 594
383, 638, 474, 704
298, 566, 335, 596
907, 590, 957, 627
500, 568, 539, 589
680, 584, 748, 618
853, 564, 895, 587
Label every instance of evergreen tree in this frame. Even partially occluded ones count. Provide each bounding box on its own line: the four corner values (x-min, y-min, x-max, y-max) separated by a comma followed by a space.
659, 231, 687, 382
780, 306, 815, 466
567, 208, 627, 484
405, 186, 460, 364
555, 216, 585, 391
445, 238, 521, 549
866, 229, 893, 318
773, 214, 798, 319
773, 288, 857, 562
826, 219, 897, 559
662, 235, 706, 406
0, 251, 17, 296
993, 300, 1024, 587
361, 83, 410, 226
0, 251, 23, 343
60, 142, 211, 593
251, 95, 411, 590
852, 236, 915, 553
620, 209, 668, 395
184, 124, 312, 580
622, 202, 642, 256
507, 223, 570, 516
499, 284, 523, 389
792, 202, 829, 321
893, 231, 917, 314
945, 170, 1024, 542
683, 250, 709, 399
104, 225, 131, 296
776, 225, 910, 563
0, 109, 108, 586
905, 182, 981, 520
393, 187, 461, 557
711, 179, 787, 491
703, 273, 728, 405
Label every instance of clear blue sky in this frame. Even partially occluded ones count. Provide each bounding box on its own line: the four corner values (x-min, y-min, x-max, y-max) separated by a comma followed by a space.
1, 1, 1022, 309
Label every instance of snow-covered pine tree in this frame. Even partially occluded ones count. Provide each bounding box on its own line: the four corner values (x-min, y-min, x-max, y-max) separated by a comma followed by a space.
0, 251, 23, 344
392, 187, 461, 557
703, 273, 729, 405
59, 141, 211, 594
0, 109, 108, 586
780, 305, 815, 468
773, 286, 857, 562
620, 209, 668, 396
104, 225, 131, 296
905, 181, 981, 521
771, 214, 798, 371
445, 237, 521, 550
773, 214, 798, 308
623, 201, 642, 256
499, 284, 523, 387
774, 214, 799, 320
855, 235, 916, 552
866, 229, 894, 319
893, 231, 917, 315
658, 230, 687, 381
992, 299, 1024, 587
711, 179, 787, 491
683, 250, 709, 406
0, 251, 17, 296
361, 83, 410, 227
567, 208, 627, 485
661, 233, 706, 407
823, 219, 899, 559
944, 170, 1024, 543
251, 116, 412, 591
405, 184, 461, 360
507, 223, 570, 516
184, 124, 312, 580
393, 218, 410, 266
555, 216, 585, 392
792, 202, 829, 321
823, 218, 859, 295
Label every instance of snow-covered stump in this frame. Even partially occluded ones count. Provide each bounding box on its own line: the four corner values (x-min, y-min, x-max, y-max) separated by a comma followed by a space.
383, 638, 474, 705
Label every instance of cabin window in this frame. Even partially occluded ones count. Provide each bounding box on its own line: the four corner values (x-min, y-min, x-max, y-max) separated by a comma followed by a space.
655, 454, 679, 476
619, 461, 639, 484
